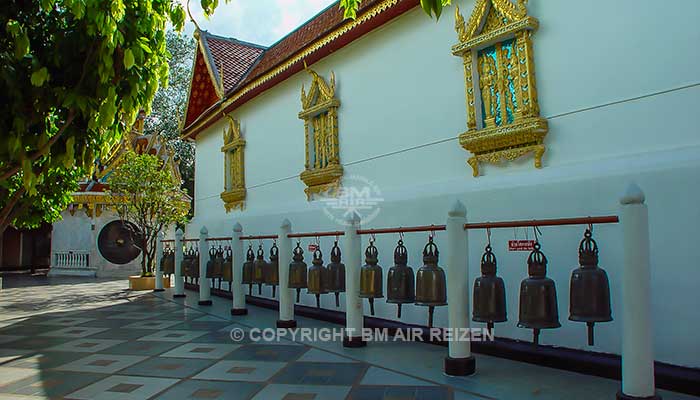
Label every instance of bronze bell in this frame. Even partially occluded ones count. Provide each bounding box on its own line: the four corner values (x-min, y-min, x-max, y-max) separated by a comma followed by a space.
472, 244, 507, 332
162, 248, 174, 276
359, 240, 383, 315
241, 245, 255, 295
180, 247, 190, 280
307, 248, 328, 308
518, 242, 560, 344
253, 245, 267, 294
386, 239, 415, 318
264, 243, 279, 297
325, 241, 346, 307
569, 229, 612, 346
206, 246, 217, 281
415, 236, 447, 328
214, 247, 225, 289
288, 242, 308, 302
222, 247, 233, 290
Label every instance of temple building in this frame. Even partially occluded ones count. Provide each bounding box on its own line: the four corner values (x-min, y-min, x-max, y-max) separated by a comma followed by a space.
180, 0, 698, 375
48, 115, 183, 278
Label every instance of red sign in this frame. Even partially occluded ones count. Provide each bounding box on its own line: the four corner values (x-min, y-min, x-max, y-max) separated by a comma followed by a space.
307, 244, 319, 252
508, 240, 535, 251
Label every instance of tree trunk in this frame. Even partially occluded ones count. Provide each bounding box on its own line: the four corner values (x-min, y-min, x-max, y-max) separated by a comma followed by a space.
141, 236, 148, 277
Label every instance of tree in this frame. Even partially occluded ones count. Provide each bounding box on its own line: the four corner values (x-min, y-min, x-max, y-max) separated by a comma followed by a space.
108, 151, 190, 277
0, 0, 193, 235
144, 31, 196, 185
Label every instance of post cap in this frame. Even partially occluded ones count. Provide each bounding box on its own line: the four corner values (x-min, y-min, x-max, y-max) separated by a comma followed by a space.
620, 183, 645, 205
448, 199, 467, 217
346, 211, 361, 224
175, 228, 184, 237
233, 222, 243, 232
281, 218, 291, 229
200, 226, 208, 235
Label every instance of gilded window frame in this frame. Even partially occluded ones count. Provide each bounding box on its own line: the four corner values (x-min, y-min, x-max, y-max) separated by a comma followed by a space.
453, 0, 548, 177
298, 68, 342, 200
220, 116, 246, 211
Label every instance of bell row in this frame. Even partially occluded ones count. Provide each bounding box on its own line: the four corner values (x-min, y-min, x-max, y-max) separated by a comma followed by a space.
161, 227, 612, 346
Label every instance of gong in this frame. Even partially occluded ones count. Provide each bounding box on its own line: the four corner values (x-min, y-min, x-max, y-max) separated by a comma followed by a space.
97, 220, 142, 265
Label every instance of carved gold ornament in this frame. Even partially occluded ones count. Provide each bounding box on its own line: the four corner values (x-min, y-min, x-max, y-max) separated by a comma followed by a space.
220, 116, 247, 211
453, 0, 548, 177
299, 68, 342, 200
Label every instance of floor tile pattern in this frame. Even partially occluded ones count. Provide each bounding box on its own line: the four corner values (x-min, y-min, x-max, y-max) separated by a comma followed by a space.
0, 276, 695, 400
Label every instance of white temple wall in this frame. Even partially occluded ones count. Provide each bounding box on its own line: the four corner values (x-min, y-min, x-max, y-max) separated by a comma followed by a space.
50, 209, 142, 278
188, 0, 700, 367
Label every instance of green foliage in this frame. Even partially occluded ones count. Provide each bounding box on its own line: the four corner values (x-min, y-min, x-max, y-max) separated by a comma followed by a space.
0, 0, 218, 234
144, 31, 196, 187
108, 151, 189, 276
421, 0, 452, 19
340, 0, 451, 20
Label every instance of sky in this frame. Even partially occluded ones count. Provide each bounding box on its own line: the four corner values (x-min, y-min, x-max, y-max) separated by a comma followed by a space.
182, 0, 338, 47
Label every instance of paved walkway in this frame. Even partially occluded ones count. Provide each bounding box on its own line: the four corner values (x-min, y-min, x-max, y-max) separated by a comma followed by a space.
0, 277, 694, 399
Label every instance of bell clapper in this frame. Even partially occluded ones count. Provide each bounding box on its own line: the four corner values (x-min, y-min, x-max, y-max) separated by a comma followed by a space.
369, 298, 375, 315
587, 322, 595, 346
397, 303, 402, 319
335, 292, 340, 307
272, 286, 276, 298
533, 328, 540, 345
296, 288, 301, 303
487, 321, 494, 335
315, 294, 321, 308
428, 305, 435, 328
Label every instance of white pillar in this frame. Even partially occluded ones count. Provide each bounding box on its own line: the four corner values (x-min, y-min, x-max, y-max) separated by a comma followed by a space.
198, 226, 212, 305
619, 184, 660, 400
231, 222, 247, 315
343, 212, 365, 347
444, 200, 476, 375
173, 228, 185, 298
154, 231, 164, 292
277, 219, 296, 328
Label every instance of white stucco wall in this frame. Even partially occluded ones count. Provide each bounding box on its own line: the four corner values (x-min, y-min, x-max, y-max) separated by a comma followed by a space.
51, 209, 142, 278
187, 0, 700, 367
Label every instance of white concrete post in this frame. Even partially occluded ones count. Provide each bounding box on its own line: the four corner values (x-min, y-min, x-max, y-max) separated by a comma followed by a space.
343, 212, 365, 347
618, 184, 660, 400
173, 228, 185, 298
154, 231, 164, 292
444, 200, 476, 375
277, 219, 296, 328
231, 222, 247, 315
198, 226, 212, 306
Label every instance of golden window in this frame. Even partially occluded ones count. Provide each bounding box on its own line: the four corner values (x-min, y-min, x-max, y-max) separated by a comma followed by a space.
298, 68, 342, 200
453, 0, 548, 177
220, 116, 246, 211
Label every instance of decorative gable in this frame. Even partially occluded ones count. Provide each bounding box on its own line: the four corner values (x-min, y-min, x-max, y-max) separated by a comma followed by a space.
184, 48, 220, 128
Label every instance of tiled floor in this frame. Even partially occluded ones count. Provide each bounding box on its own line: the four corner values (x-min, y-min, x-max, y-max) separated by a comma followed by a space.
0, 276, 695, 400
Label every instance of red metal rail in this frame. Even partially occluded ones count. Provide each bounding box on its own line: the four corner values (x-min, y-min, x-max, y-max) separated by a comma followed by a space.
165, 216, 618, 244
288, 230, 345, 239
206, 237, 232, 241
464, 215, 619, 230
239, 234, 279, 240
357, 225, 446, 235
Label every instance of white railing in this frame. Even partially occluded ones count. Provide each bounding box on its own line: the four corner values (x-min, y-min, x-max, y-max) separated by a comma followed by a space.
53, 250, 91, 269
